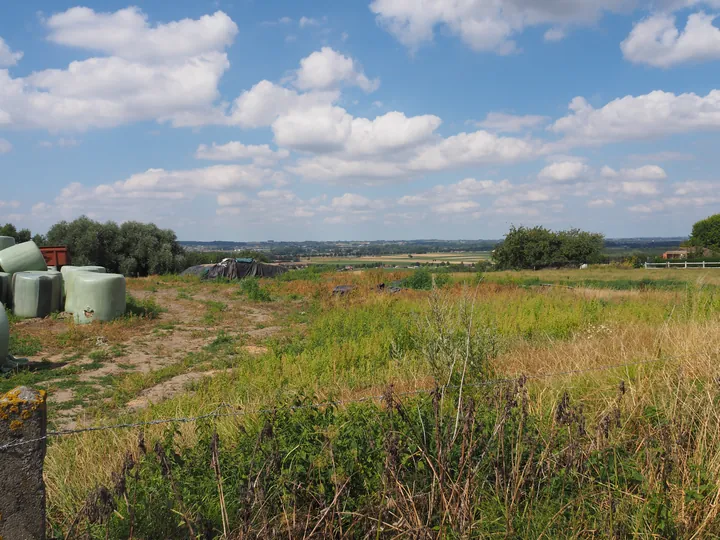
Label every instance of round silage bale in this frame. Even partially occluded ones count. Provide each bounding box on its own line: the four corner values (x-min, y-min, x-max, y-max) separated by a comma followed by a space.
62, 266, 106, 313
0, 272, 10, 307
0, 236, 15, 252
79, 266, 106, 273
18, 271, 63, 313
0, 302, 8, 359
12, 272, 54, 318
0, 241, 47, 274
72, 273, 126, 324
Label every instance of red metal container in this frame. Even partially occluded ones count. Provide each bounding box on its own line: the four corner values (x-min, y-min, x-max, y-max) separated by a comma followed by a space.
40, 246, 71, 269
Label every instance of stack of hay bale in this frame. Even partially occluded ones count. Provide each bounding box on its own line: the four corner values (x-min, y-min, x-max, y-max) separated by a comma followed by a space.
0, 239, 127, 325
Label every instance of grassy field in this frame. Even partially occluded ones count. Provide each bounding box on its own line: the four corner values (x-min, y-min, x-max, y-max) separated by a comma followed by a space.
5, 266, 720, 537
308, 250, 491, 266
481, 266, 720, 287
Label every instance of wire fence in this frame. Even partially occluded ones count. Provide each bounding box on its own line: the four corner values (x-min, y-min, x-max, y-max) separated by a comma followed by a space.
0, 357, 665, 453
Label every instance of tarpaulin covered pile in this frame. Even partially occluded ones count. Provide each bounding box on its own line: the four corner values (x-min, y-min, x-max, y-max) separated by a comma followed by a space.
181, 258, 287, 280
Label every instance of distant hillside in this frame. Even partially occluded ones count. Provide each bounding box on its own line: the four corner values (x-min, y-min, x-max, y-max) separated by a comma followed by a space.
179, 237, 689, 259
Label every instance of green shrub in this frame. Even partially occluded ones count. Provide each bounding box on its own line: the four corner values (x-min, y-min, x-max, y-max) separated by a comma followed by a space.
402, 268, 450, 290
125, 294, 165, 319
69, 386, 698, 539
239, 278, 272, 302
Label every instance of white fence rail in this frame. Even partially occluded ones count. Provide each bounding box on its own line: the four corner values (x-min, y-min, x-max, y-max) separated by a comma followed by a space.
645, 261, 720, 269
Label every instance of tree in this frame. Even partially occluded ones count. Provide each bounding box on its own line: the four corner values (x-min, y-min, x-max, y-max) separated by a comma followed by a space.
46, 216, 186, 276
32, 234, 47, 246
115, 221, 185, 276
0, 223, 32, 243
46, 216, 120, 268
556, 229, 605, 264
689, 214, 720, 251
493, 225, 604, 270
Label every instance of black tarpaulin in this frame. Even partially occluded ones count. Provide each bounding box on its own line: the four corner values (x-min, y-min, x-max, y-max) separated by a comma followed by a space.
181, 258, 287, 280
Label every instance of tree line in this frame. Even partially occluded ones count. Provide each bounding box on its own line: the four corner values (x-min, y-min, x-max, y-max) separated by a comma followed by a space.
4, 214, 718, 276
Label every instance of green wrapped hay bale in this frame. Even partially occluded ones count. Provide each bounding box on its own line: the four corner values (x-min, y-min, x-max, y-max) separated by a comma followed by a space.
12, 273, 54, 318
71, 273, 126, 324
80, 266, 106, 273
61, 266, 106, 307
47, 268, 62, 310
0, 302, 8, 359
0, 272, 10, 307
0, 241, 47, 274
18, 271, 62, 313
0, 236, 15, 252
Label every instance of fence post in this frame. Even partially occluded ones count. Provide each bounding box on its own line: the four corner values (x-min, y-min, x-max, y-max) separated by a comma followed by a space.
0, 386, 47, 540
667, 261, 670, 268
685, 261, 688, 269
703, 261, 706, 268
644, 262, 648, 269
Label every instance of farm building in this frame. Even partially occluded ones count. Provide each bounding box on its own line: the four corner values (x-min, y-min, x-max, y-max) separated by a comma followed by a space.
662, 250, 689, 260
662, 248, 712, 260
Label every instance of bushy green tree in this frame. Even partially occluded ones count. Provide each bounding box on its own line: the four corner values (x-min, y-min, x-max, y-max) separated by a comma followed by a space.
493, 226, 604, 270
32, 234, 47, 246
46, 217, 120, 268
0, 223, 32, 243
689, 214, 720, 251
46, 216, 185, 276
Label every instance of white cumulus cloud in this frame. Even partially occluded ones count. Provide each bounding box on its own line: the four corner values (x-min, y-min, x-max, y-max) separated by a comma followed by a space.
228, 80, 338, 129
0, 37, 22, 67
408, 130, 539, 172
46, 7, 238, 61
0, 7, 238, 131
538, 161, 590, 182
621, 11, 720, 67
370, 0, 633, 54
550, 90, 720, 145
294, 47, 379, 92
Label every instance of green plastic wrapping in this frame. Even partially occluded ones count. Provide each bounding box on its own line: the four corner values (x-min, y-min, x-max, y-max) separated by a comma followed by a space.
61, 266, 106, 311
0, 272, 10, 308
79, 266, 106, 273
0, 241, 47, 274
0, 302, 8, 359
0, 236, 15, 252
19, 271, 63, 313
47, 268, 62, 310
71, 273, 126, 324
12, 273, 54, 318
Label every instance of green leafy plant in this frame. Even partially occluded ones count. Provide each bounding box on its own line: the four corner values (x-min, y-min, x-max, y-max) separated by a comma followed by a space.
125, 293, 165, 319
402, 268, 450, 290
238, 278, 272, 302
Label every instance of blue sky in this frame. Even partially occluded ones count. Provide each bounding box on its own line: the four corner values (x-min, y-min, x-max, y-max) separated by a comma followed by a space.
1, 1, 720, 241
